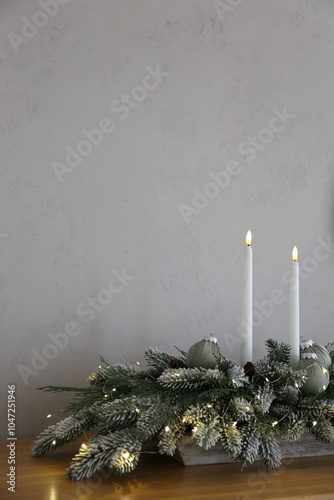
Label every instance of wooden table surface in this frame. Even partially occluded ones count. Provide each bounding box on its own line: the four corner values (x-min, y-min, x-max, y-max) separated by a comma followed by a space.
0, 436, 334, 500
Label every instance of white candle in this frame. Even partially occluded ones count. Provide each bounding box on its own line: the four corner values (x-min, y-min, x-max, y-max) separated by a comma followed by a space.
289, 246, 300, 366
240, 230, 253, 366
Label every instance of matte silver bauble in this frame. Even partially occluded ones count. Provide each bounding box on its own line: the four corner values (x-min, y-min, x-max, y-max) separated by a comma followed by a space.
187, 334, 221, 369
294, 354, 329, 396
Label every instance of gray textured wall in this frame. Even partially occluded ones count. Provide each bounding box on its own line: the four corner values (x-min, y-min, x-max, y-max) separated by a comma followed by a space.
1, 0, 334, 440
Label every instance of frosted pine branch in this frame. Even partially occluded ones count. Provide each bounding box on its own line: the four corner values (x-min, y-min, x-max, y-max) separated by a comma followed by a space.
228, 365, 249, 388
31, 410, 96, 457
144, 347, 175, 370
157, 368, 226, 391
221, 419, 242, 459
136, 400, 171, 441
67, 429, 141, 481
259, 435, 281, 469
232, 398, 254, 422
253, 382, 275, 414
281, 413, 305, 441
237, 424, 260, 469
309, 417, 334, 443
193, 419, 221, 450
158, 422, 184, 456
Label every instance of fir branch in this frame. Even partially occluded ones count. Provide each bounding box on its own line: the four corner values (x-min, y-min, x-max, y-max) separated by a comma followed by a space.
228, 365, 249, 388
38, 385, 90, 393
236, 423, 260, 469
87, 371, 110, 387
278, 386, 299, 406
136, 399, 172, 441
252, 382, 275, 414
183, 404, 218, 426
109, 444, 141, 474
231, 398, 254, 422
95, 397, 145, 433
30, 424, 58, 457
299, 399, 334, 420
265, 339, 291, 364
192, 418, 221, 450
216, 354, 237, 373
67, 429, 141, 481
38, 385, 106, 414
144, 347, 175, 371
325, 342, 334, 355
323, 380, 334, 400
280, 413, 305, 441
183, 404, 222, 450
114, 363, 142, 375
173, 346, 188, 362
158, 420, 184, 456
157, 367, 226, 391
216, 356, 249, 388
259, 434, 281, 469
254, 359, 306, 392
31, 410, 96, 457
220, 419, 242, 459
309, 417, 334, 443
196, 388, 233, 407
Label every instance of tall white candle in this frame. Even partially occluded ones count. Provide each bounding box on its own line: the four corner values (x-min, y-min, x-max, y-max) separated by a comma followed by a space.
240, 230, 253, 366
289, 246, 300, 366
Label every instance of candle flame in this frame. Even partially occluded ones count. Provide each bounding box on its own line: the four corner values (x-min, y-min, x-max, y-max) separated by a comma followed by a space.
246, 230, 252, 246
292, 246, 298, 261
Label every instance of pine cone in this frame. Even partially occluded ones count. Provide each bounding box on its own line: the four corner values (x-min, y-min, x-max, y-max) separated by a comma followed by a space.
244, 362, 256, 378
169, 359, 186, 369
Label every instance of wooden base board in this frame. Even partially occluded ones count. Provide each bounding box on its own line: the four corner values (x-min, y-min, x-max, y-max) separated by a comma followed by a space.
174, 433, 334, 466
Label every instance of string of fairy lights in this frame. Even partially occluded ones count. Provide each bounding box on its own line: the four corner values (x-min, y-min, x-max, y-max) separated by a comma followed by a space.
42, 354, 325, 464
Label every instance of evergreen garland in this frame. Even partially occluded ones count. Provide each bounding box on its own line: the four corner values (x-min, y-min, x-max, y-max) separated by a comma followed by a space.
31, 340, 334, 481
